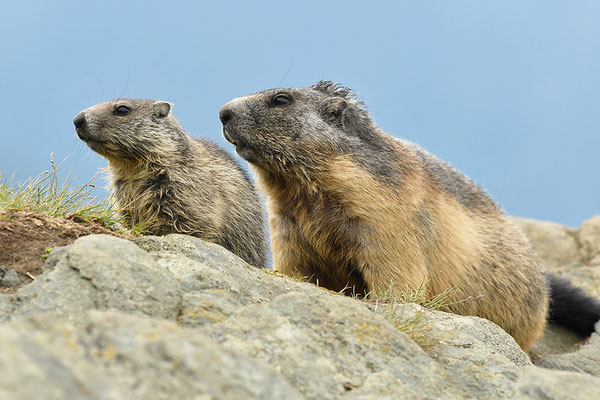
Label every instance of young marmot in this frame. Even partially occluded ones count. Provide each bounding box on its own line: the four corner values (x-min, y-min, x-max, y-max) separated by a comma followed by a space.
74, 99, 267, 268
219, 81, 600, 351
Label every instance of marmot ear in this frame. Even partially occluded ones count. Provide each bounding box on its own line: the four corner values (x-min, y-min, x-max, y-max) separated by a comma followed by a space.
152, 101, 172, 120
321, 97, 348, 125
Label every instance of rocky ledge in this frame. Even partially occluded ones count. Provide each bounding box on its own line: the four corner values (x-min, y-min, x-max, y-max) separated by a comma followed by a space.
0, 216, 599, 399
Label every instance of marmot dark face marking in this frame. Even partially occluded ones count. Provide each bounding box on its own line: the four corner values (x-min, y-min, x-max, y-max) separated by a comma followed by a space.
74, 98, 268, 268
220, 81, 600, 351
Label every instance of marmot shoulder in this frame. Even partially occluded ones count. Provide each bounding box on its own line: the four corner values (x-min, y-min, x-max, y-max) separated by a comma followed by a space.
218, 81, 600, 351
74, 98, 267, 267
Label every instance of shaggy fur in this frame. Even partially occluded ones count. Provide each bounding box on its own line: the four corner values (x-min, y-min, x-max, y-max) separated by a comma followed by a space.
219, 81, 599, 351
74, 99, 267, 267
545, 272, 600, 336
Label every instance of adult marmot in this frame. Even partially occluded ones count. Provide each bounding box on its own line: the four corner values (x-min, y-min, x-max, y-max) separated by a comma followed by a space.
74, 99, 267, 267
219, 81, 600, 351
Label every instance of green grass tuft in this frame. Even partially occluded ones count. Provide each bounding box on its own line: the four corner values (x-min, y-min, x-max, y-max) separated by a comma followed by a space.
0, 154, 121, 229
126, 219, 157, 236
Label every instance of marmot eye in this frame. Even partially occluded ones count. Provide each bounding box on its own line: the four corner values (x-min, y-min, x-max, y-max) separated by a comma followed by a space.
113, 105, 131, 116
271, 94, 291, 106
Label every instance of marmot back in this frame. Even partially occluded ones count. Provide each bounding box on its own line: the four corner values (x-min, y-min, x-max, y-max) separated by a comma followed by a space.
74, 98, 267, 267
219, 81, 600, 351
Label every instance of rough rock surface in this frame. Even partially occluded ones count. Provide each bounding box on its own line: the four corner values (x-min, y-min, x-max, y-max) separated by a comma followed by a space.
523, 216, 600, 364
0, 216, 599, 399
566, 265, 600, 299
579, 216, 600, 266
9, 235, 182, 326
513, 215, 600, 271
0, 268, 20, 287
513, 367, 600, 400
534, 329, 600, 377
0, 311, 301, 400
512, 217, 581, 272
0, 294, 12, 322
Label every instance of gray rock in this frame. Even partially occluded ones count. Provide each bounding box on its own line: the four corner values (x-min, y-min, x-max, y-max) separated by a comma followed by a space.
83, 310, 302, 400
578, 215, 600, 266
0, 310, 302, 400
2, 229, 599, 399
376, 303, 530, 398
565, 265, 600, 298
532, 266, 600, 357
512, 217, 581, 272
155, 233, 536, 398
513, 366, 600, 400
531, 323, 585, 356
0, 313, 128, 400
10, 234, 182, 325
395, 303, 530, 365
201, 291, 451, 399
41, 245, 68, 271
181, 290, 242, 327
1, 269, 20, 287
136, 234, 335, 304
514, 215, 600, 270
345, 370, 425, 399
514, 216, 600, 361
0, 294, 13, 322
534, 331, 600, 377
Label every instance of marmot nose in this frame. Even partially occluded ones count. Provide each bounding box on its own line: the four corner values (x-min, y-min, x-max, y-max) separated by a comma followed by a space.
219, 109, 233, 125
73, 113, 86, 129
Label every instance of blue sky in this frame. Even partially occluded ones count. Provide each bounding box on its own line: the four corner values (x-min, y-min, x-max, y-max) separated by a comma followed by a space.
1, 1, 598, 227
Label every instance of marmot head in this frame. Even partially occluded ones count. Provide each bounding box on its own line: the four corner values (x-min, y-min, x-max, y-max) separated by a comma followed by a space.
74, 99, 185, 163
219, 81, 388, 183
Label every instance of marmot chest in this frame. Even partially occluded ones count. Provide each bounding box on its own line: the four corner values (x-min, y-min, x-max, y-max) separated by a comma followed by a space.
288, 194, 366, 264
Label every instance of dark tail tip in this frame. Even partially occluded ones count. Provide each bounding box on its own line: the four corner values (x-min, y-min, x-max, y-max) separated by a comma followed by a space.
545, 272, 600, 336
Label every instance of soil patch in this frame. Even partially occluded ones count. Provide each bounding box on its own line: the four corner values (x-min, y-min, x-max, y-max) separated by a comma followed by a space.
0, 210, 131, 293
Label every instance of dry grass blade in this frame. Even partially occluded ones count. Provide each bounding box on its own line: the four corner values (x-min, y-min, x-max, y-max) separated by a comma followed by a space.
368, 279, 461, 350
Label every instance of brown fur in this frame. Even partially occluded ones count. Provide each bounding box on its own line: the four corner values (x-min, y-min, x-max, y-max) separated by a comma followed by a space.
74, 98, 268, 267
219, 82, 548, 350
